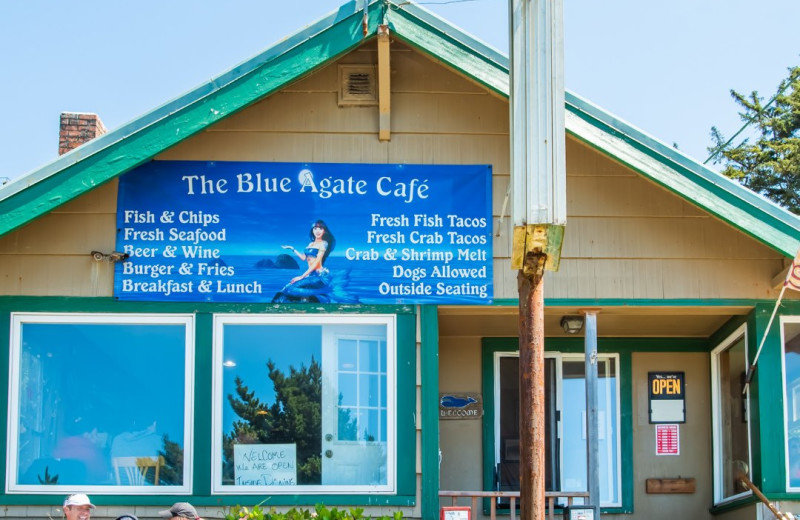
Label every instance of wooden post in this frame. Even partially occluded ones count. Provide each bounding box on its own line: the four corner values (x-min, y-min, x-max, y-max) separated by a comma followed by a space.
518, 252, 547, 520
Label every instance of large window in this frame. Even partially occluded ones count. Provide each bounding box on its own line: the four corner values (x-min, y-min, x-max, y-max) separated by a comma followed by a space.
782, 317, 800, 490
7, 314, 194, 493
711, 324, 750, 504
493, 352, 621, 507
212, 314, 395, 493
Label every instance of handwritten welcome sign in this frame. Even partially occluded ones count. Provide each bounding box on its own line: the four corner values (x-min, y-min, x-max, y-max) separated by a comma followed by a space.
233, 443, 297, 486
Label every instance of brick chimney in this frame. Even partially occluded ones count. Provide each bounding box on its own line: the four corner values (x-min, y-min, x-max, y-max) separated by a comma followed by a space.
58, 112, 107, 156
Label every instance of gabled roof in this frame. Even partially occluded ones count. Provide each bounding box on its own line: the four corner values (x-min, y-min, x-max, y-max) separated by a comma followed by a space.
1, 0, 798, 257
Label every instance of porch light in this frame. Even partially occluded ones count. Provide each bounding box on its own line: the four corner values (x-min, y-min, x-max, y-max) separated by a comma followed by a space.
560, 315, 584, 334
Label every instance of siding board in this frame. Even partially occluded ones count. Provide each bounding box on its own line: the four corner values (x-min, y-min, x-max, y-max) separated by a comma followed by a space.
0, 42, 787, 301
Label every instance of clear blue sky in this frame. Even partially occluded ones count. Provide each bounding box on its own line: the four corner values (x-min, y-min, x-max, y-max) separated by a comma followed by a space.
1, 0, 798, 181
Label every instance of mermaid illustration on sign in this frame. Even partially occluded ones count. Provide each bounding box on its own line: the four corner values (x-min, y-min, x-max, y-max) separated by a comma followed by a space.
271, 220, 358, 303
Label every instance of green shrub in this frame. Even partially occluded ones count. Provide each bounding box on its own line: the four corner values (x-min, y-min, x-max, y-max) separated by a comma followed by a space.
224, 504, 403, 520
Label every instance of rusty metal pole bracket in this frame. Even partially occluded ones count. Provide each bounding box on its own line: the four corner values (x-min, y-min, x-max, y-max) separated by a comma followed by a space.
521, 250, 547, 280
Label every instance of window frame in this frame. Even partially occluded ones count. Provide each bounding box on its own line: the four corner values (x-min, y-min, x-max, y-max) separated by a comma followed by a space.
6, 312, 195, 495
211, 313, 397, 494
710, 323, 751, 505
491, 350, 622, 508
781, 315, 800, 492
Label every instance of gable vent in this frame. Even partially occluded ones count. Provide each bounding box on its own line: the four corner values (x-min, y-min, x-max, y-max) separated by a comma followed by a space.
339, 65, 378, 106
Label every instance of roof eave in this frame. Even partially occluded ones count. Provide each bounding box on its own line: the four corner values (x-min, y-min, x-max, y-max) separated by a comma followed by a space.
384, 4, 800, 258
0, 0, 797, 260
565, 93, 800, 258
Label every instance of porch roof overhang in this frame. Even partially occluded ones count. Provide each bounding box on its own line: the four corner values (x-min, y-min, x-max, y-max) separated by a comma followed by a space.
438, 302, 756, 339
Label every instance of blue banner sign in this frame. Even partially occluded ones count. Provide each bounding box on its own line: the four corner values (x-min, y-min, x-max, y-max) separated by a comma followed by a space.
115, 161, 493, 304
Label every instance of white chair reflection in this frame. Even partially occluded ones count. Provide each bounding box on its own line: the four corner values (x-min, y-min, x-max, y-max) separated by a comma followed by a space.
112, 455, 164, 486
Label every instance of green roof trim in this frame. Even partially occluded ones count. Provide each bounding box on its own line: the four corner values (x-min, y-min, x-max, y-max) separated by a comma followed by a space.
565, 93, 800, 257
385, 3, 508, 96
0, 0, 798, 259
0, 0, 386, 234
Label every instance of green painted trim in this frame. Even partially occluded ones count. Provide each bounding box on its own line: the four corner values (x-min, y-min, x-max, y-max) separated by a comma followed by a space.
396, 313, 419, 499
1, 0, 797, 262
0, 312, 9, 495
193, 312, 213, 495
386, 7, 507, 97
707, 313, 754, 498
0, 296, 415, 315
1, 0, 382, 203
0, 295, 767, 311
490, 299, 518, 306
483, 336, 709, 353
385, 1, 799, 259
543, 225, 565, 272
707, 313, 751, 348
565, 99, 800, 258
0, 2, 385, 238
420, 305, 440, 520
480, 337, 634, 512
618, 351, 634, 513
387, 2, 508, 71
752, 302, 790, 494
481, 338, 500, 515
539, 298, 764, 307
0, 495, 417, 508
488, 298, 767, 308
565, 92, 800, 233
0, 296, 417, 505
505, 298, 765, 307
708, 494, 759, 515
706, 305, 800, 498
480, 342, 498, 506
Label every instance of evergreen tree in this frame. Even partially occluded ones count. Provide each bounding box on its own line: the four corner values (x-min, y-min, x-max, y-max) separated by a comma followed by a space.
223, 358, 322, 484
708, 66, 800, 214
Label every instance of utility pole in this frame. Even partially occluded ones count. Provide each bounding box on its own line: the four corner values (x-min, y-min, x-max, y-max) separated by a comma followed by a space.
509, 0, 565, 519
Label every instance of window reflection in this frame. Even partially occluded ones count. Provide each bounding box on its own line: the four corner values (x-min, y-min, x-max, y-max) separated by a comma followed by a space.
784, 320, 800, 488
12, 316, 190, 490
217, 317, 392, 490
712, 329, 750, 502
495, 354, 620, 507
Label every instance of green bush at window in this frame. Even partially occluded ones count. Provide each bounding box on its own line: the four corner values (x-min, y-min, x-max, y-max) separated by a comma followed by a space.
224, 504, 402, 520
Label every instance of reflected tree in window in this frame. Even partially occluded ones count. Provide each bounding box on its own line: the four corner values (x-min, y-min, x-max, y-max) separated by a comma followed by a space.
156, 435, 184, 485
223, 358, 322, 484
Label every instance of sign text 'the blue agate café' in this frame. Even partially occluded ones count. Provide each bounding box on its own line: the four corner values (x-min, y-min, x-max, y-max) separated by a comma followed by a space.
114, 161, 493, 304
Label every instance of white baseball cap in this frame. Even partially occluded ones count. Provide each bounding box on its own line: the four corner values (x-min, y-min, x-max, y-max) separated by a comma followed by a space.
64, 494, 95, 509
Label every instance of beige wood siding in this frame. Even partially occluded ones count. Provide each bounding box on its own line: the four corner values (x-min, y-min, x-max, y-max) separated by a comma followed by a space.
546, 138, 787, 300
0, 181, 117, 295
631, 352, 712, 519
0, 40, 788, 300
438, 336, 484, 494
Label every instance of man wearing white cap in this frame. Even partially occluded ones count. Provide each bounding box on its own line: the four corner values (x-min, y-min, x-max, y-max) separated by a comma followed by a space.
63, 494, 94, 520
159, 502, 200, 520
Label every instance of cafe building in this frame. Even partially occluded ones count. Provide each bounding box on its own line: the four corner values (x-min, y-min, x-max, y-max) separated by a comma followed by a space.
0, 1, 799, 519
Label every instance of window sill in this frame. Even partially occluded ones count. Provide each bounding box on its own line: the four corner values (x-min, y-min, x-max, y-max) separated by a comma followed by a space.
709, 494, 757, 515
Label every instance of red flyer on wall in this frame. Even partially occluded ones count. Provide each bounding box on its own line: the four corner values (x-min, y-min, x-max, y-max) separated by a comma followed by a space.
655, 424, 679, 455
